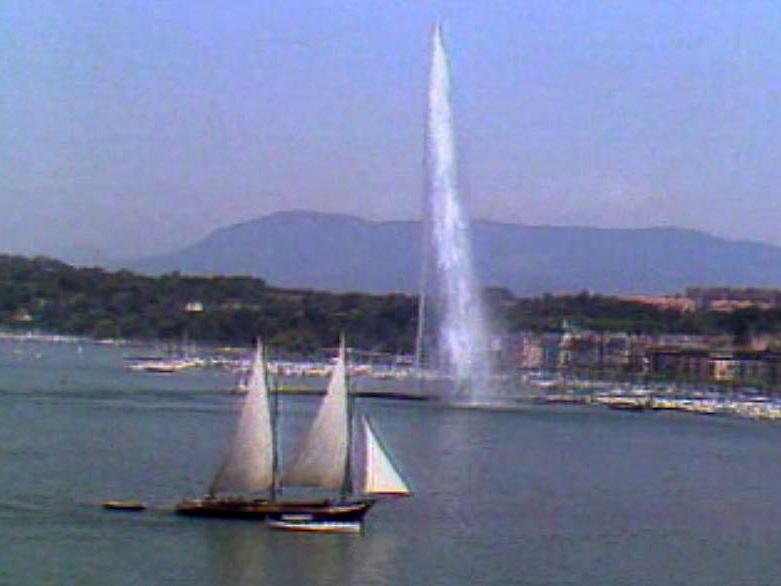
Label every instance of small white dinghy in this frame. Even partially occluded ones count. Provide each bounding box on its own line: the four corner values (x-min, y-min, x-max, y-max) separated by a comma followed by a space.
102, 500, 146, 512
266, 516, 361, 534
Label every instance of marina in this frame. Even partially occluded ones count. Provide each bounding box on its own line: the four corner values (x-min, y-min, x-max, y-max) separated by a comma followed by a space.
8, 330, 781, 420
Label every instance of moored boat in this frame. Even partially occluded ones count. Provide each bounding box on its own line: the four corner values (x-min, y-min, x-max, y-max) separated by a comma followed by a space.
103, 500, 146, 511
266, 517, 362, 534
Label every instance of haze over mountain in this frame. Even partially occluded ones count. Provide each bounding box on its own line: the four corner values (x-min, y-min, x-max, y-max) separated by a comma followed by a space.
125, 210, 781, 297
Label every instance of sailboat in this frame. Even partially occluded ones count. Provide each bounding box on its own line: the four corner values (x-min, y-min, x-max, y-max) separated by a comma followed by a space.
175, 338, 410, 522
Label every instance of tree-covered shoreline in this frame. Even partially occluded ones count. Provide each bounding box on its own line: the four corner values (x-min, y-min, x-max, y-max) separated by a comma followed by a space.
2, 254, 780, 353
0, 255, 417, 353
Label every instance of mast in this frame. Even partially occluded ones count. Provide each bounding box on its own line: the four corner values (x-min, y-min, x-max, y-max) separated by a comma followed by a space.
414, 288, 427, 394
341, 335, 354, 499
267, 341, 280, 501
415, 26, 434, 392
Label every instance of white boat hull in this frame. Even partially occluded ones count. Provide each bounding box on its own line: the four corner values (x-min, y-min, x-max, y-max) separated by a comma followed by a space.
266, 518, 362, 534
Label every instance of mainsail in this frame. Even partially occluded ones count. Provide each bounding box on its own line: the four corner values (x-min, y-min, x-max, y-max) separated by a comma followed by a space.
360, 416, 411, 496
210, 342, 275, 494
282, 342, 350, 490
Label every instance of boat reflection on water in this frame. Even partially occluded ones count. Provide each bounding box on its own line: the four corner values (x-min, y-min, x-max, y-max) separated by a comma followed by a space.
201, 515, 404, 585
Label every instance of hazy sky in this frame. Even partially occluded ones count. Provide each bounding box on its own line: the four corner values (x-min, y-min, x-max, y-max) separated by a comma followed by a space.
3, 1, 781, 262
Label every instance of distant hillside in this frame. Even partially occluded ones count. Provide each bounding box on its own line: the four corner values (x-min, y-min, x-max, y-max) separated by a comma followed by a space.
126, 210, 781, 296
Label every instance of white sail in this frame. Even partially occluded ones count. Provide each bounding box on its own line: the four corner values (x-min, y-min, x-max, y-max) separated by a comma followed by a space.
210, 342, 275, 493
282, 341, 350, 490
361, 416, 411, 496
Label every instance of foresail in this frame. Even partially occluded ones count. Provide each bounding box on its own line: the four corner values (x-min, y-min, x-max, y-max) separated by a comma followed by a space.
361, 416, 411, 496
211, 343, 274, 493
282, 343, 349, 490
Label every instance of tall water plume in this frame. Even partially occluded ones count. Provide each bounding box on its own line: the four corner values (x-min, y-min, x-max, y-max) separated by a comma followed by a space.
417, 24, 494, 399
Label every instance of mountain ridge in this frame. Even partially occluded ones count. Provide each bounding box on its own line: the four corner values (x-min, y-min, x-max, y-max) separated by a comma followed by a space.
123, 210, 781, 296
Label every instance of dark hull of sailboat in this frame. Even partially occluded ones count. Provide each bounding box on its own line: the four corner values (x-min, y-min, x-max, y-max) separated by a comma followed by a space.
175, 497, 376, 521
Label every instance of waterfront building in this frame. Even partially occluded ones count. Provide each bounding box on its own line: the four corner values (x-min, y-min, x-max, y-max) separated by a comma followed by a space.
686, 287, 781, 311
503, 329, 781, 389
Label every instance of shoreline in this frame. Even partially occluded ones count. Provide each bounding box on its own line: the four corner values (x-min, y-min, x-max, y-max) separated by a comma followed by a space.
4, 331, 781, 421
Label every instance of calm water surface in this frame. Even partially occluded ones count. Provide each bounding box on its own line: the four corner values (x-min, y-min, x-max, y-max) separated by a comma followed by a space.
1, 340, 780, 585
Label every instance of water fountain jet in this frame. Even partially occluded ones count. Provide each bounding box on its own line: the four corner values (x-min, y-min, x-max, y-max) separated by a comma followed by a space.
416, 24, 496, 403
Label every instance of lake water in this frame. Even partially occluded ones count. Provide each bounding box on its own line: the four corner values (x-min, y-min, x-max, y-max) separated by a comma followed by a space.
2, 339, 781, 585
